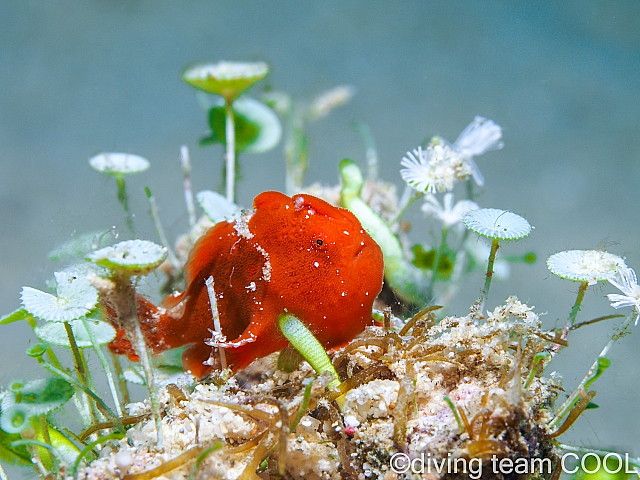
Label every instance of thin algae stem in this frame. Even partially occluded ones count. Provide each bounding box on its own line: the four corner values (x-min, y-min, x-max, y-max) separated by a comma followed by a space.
549, 310, 635, 428
71, 388, 93, 428
115, 279, 163, 447
131, 316, 163, 449
123, 445, 206, 480
63, 321, 90, 387
479, 237, 500, 313
145, 187, 181, 271
225, 98, 236, 203
180, 145, 197, 228
290, 377, 314, 431
116, 175, 127, 210
63, 321, 98, 424
567, 280, 589, 325
443, 396, 465, 434
73, 432, 125, 478
189, 442, 224, 480
80, 317, 123, 417
30, 451, 48, 478
285, 106, 311, 196
116, 175, 135, 234
110, 351, 130, 405
45, 345, 64, 371
524, 351, 551, 389
39, 362, 116, 420
548, 391, 596, 438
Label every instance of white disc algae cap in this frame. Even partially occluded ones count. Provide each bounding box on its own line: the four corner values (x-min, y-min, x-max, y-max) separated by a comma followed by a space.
86, 240, 167, 276
21, 271, 98, 322
547, 250, 626, 285
463, 208, 532, 240
35, 318, 116, 348
183, 61, 269, 101
88, 153, 150, 176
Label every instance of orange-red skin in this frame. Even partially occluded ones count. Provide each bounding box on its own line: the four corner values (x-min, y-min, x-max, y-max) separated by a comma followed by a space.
107, 191, 384, 378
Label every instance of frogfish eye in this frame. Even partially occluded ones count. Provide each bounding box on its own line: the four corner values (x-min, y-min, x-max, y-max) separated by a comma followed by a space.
316, 239, 323, 246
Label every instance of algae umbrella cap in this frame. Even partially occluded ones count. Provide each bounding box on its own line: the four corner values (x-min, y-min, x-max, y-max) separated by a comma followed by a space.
35, 318, 116, 348
547, 250, 626, 285
182, 61, 269, 101
88, 153, 150, 176
86, 240, 167, 276
21, 271, 98, 322
463, 208, 532, 240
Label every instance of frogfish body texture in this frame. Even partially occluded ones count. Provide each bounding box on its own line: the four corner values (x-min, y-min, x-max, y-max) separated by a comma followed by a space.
107, 191, 384, 378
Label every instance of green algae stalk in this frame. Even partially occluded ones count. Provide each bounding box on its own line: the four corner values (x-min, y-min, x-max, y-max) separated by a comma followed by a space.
183, 61, 269, 203
463, 208, 532, 312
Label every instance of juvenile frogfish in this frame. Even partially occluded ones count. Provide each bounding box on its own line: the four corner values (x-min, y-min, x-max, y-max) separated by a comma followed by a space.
107, 191, 384, 378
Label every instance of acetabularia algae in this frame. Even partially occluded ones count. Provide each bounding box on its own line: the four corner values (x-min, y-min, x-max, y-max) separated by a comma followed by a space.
80, 296, 560, 480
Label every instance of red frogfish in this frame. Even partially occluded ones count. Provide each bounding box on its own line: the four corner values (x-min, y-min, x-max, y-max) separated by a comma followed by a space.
107, 191, 384, 378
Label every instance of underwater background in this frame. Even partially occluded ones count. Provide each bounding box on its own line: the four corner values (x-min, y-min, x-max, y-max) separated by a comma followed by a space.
1, 0, 639, 474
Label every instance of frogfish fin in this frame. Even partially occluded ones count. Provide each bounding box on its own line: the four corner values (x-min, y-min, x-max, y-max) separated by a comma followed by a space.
180, 310, 284, 378
221, 307, 290, 372
252, 190, 289, 211
102, 293, 182, 361
161, 290, 186, 309
181, 341, 216, 379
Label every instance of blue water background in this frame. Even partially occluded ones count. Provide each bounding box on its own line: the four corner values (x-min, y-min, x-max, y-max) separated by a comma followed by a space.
1, 1, 639, 472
